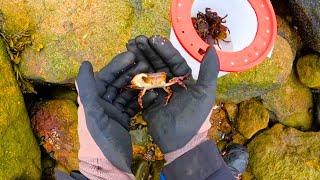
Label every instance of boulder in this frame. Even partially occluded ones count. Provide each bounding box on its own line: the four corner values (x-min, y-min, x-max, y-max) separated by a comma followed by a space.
297, 54, 320, 88
31, 99, 79, 172
236, 100, 269, 139
247, 124, 320, 179
217, 36, 294, 103
276, 15, 302, 54
0, 40, 41, 178
0, 0, 171, 83
288, 0, 320, 52
261, 73, 313, 130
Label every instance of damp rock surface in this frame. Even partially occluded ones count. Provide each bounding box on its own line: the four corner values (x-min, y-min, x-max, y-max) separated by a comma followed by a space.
297, 54, 320, 89
288, 0, 320, 52
261, 72, 313, 130
0, 40, 41, 179
31, 99, 79, 172
217, 36, 294, 103
0, 0, 171, 84
236, 100, 269, 139
247, 124, 320, 180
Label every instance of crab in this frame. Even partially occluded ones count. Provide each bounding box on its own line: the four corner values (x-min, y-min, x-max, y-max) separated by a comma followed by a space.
192, 8, 230, 49
128, 72, 189, 108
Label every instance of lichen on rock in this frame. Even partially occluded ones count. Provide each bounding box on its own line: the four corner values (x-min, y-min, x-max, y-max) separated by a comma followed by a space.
297, 54, 320, 89
247, 124, 320, 179
261, 72, 313, 130
236, 100, 269, 139
31, 99, 79, 172
217, 36, 294, 103
0, 39, 41, 179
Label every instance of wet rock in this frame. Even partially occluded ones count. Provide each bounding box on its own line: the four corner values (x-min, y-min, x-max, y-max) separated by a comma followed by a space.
297, 54, 320, 88
0, 40, 41, 178
261, 73, 313, 130
236, 100, 269, 139
0, 0, 171, 83
223, 102, 238, 123
288, 0, 320, 52
247, 124, 320, 179
276, 15, 302, 54
208, 106, 232, 143
217, 36, 294, 103
31, 99, 79, 172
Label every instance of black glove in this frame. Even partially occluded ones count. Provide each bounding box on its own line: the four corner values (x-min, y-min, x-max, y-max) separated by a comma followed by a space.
127, 35, 219, 153
76, 52, 156, 173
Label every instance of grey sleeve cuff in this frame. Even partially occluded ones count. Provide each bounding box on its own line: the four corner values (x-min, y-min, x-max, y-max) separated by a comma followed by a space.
162, 140, 235, 180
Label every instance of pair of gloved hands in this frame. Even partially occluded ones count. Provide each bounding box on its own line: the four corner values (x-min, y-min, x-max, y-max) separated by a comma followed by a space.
76, 35, 219, 179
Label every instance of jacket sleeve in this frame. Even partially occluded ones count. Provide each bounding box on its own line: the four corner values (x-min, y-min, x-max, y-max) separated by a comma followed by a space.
55, 170, 88, 180
162, 140, 235, 180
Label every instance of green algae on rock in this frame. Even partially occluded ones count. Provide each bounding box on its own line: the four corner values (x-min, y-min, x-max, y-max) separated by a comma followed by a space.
0, 40, 41, 179
276, 15, 302, 55
261, 73, 313, 130
297, 54, 320, 89
247, 124, 320, 179
236, 100, 269, 139
0, 0, 171, 84
31, 99, 79, 172
217, 36, 294, 103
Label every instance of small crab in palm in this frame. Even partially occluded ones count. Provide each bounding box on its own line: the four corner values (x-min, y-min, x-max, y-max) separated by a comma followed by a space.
128, 72, 189, 108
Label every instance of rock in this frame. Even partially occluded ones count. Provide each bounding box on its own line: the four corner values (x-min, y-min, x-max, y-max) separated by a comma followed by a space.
276, 15, 302, 54
31, 99, 79, 172
0, 0, 171, 83
0, 40, 41, 178
297, 54, 320, 88
236, 100, 269, 139
247, 124, 320, 179
261, 73, 313, 130
217, 36, 294, 103
208, 106, 232, 143
231, 133, 247, 145
222, 102, 238, 123
288, 0, 320, 52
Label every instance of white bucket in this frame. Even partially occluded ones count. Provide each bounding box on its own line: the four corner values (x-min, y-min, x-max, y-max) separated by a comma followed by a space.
170, 0, 273, 79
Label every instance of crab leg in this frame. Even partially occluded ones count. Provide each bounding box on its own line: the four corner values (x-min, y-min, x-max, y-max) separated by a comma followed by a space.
138, 89, 147, 109
163, 87, 173, 104
167, 75, 189, 89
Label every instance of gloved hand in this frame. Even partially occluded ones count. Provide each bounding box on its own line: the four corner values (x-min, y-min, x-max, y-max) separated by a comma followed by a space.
76, 52, 156, 179
127, 35, 219, 154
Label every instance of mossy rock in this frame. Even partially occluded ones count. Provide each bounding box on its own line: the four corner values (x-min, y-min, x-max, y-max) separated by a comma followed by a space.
261, 72, 313, 130
0, 40, 41, 178
288, 0, 320, 52
0, 0, 171, 84
236, 100, 269, 139
217, 36, 294, 103
297, 54, 320, 88
276, 15, 302, 54
247, 124, 320, 179
31, 99, 79, 172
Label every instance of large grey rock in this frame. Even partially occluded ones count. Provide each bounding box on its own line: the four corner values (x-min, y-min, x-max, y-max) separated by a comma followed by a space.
0, 0, 171, 83
0, 40, 41, 179
217, 36, 294, 103
289, 0, 320, 52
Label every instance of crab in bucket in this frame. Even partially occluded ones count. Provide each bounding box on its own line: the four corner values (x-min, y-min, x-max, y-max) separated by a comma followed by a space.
128, 72, 189, 108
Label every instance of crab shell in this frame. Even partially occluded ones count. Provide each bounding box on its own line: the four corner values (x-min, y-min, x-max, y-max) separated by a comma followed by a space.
129, 72, 168, 90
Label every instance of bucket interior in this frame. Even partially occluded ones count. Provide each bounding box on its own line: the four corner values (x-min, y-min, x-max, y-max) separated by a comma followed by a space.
191, 0, 258, 52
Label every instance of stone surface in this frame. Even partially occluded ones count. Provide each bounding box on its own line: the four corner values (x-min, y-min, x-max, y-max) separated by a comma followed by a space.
288, 0, 320, 52
247, 124, 320, 179
297, 54, 320, 88
217, 36, 294, 103
236, 100, 269, 139
222, 102, 238, 123
31, 99, 79, 172
276, 15, 302, 54
261, 73, 313, 130
0, 40, 41, 179
0, 0, 171, 83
